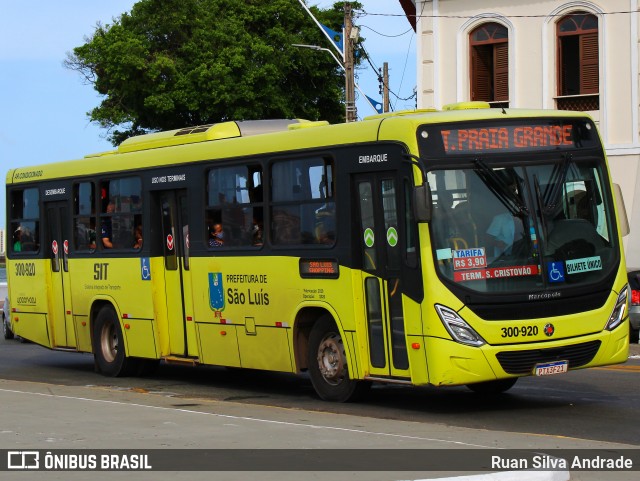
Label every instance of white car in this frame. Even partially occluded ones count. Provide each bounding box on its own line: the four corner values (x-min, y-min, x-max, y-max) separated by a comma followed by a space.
2, 297, 14, 340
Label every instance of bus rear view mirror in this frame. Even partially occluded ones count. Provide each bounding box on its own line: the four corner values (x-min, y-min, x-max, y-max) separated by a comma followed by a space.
414, 183, 432, 223
613, 183, 630, 237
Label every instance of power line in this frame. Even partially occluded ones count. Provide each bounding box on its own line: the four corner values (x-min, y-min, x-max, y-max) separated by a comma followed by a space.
393, 32, 414, 110
355, 1, 427, 109
360, 45, 416, 104
360, 24, 413, 38
361, 10, 639, 20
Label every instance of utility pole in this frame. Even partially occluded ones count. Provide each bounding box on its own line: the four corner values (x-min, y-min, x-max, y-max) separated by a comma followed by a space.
382, 62, 390, 113
344, 2, 357, 122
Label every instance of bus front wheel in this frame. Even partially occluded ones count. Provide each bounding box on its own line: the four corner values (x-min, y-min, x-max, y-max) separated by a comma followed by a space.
308, 316, 369, 402
466, 377, 517, 394
93, 306, 135, 377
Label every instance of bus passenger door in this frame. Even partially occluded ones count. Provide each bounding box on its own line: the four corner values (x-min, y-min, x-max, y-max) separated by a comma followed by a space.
156, 190, 197, 358
354, 173, 410, 379
45, 201, 76, 348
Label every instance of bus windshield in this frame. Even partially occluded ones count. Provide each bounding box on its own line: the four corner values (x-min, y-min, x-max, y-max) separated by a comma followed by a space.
428, 156, 618, 293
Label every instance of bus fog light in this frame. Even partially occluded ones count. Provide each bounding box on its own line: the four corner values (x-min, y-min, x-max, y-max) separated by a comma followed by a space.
605, 285, 629, 331
435, 304, 485, 347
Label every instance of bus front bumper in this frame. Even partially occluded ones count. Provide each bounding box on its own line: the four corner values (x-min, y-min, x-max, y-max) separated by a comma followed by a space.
423, 322, 629, 387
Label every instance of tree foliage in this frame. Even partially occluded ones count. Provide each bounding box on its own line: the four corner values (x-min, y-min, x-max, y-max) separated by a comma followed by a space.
65, 0, 361, 145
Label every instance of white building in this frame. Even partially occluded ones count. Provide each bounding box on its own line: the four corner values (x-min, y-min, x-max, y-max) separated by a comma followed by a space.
398, 0, 640, 265
0, 228, 5, 256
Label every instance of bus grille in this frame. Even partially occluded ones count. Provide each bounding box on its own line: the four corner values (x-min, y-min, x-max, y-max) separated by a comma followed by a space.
495, 340, 601, 374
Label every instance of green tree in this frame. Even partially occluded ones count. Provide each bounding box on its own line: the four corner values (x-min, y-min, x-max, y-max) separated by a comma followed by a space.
65, 0, 361, 145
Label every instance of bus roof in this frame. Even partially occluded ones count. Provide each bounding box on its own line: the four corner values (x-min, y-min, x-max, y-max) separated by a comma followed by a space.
6, 106, 593, 185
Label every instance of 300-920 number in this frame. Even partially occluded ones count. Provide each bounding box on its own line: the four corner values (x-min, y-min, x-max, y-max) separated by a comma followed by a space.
501, 325, 538, 338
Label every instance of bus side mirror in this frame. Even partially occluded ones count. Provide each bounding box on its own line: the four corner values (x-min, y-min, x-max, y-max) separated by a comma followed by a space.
613, 183, 630, 237
413, 183, 432, 223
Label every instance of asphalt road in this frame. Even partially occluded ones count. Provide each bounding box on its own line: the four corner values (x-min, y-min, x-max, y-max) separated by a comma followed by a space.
0, 339, 638, 481
0, 338, 639, 448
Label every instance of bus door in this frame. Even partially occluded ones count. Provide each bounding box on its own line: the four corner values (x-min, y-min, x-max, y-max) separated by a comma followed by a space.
354, 173, 410, 379
156, 190, 197, 358
45, 201, 76, 348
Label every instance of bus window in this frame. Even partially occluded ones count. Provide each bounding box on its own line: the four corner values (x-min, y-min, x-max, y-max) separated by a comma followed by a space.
99, 177, 142, 250
206, 164, 263, 247
271, 157, 335, 246
10, 188, 40, 253
74, 182, 96, 251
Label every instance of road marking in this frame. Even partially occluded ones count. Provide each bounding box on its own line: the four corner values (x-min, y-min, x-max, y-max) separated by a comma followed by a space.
594, 364, 640, 372
0, 386, 491, 448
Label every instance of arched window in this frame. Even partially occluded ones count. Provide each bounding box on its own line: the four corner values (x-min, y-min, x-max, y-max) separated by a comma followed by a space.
470, 22, 509, 108
556, 12, 599, 110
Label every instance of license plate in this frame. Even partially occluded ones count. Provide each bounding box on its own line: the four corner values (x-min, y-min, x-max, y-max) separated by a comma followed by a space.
534, 360, 568, 376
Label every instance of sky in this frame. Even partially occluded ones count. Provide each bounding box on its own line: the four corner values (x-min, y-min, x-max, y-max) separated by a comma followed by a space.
0, 0, 416, 227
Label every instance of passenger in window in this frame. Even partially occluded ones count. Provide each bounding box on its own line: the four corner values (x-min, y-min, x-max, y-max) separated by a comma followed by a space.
101, 200, 115, 248
13, 227, 22, 252
317, 225, 335, 244
133, 225, 143, 249
20, 227, 36, 251
209, 223, 224, 247
88, 230, 97, 250
252, 218, 263, 246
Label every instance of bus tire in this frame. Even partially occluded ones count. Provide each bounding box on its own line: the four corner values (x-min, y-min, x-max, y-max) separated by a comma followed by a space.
3, 313, 14, 340
466, 377, 517, 394
308, 315, 369, 402
93, 306, 135, 377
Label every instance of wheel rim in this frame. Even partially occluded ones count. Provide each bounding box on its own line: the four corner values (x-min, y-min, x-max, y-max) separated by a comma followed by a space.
316, 332, 346, 386
99, 320, 118, 363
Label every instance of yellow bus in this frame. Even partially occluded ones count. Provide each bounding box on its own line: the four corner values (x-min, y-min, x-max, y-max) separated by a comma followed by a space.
5, 103, 631, 401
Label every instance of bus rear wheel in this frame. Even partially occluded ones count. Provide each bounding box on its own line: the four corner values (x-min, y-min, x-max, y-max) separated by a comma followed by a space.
308, 316, 369, 402
93, 306, 135, 377
466, 378, 517, 394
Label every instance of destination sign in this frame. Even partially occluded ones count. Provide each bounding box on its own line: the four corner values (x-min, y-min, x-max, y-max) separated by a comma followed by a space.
299, 259, 339, 279
441, 124, 576, 154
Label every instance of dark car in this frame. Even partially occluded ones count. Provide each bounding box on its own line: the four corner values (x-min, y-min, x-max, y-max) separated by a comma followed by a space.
628, 269, 640, 343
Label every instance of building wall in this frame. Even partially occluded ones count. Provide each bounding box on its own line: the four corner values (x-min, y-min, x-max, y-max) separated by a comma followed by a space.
415, 0, 640, 265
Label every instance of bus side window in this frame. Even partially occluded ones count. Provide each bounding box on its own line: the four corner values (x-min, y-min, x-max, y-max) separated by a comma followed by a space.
271, 157, 335, 246
206, 164, 262, 248
99, 177, 143, 251
74, 182, 96, 251
10, 188, 40, 254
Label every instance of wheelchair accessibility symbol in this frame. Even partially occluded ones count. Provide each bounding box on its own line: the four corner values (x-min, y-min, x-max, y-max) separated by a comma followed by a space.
546, 262, 565, 283
141, 257, 151, 280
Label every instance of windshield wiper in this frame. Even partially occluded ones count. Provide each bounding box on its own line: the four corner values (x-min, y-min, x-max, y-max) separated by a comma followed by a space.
533, 174, 549, 243
542, 154, 572, 216
473, 159, 528, 217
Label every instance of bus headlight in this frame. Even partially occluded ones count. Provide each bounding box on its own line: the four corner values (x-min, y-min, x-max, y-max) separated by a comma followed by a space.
435, 304, 486, 347
604, 285, 629, 332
